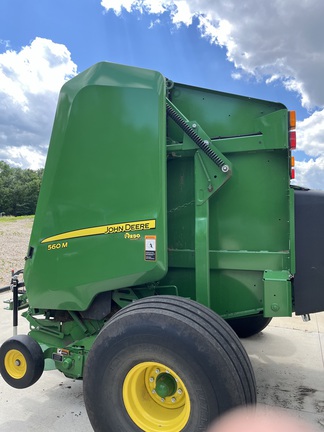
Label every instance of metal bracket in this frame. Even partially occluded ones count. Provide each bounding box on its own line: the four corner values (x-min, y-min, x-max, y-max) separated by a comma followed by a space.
112, 288, 139, 308
166, 98, 232, 205
263, 270, 293, 317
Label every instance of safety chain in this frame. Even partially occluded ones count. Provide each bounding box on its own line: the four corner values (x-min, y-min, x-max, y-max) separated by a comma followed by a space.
168, 200, 194, 214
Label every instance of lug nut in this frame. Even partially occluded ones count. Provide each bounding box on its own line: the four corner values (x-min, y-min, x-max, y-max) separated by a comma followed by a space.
155, 368, 160, 374
171, 397, 176, 403
161, 398, 165, 402
177, 388, 183, 394
149, 377, 154, 382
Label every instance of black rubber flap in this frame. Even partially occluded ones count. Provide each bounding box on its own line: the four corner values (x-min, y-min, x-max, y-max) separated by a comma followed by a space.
294, 189, 324, 314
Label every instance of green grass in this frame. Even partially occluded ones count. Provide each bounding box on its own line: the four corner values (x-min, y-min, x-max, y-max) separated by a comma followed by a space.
0, 215, 34, 223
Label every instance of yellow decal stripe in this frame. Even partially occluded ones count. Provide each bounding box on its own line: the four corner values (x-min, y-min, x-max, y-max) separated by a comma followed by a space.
41, 219, 156, 244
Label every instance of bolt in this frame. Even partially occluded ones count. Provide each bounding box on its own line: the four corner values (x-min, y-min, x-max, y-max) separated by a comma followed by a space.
152, 389, 156, 394
149, 377, 154, 382
271, 303, 280, 312
165, 370, 170, 374
221, 165, 229, 173
171, 397, 176, 403
161, 398, 165, 402
204, 140, 210, 145
155, 369, 160, 374
177, 389, 183, 394
15, 360, 21, 366
192, 123, 197, 129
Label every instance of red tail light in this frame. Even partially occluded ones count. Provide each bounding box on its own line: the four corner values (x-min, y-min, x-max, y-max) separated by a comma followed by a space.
289, 131, 296, 150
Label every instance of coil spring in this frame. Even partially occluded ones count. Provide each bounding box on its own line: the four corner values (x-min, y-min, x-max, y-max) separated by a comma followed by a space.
166, 104, 225, 168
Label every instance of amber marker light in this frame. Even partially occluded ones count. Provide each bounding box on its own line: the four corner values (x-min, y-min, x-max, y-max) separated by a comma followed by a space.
289, 110, 296, 130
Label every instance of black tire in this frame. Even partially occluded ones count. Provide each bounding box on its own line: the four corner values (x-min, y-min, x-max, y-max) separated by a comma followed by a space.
227, 315, 272, 338
0, 334, 44, 389
84, 296, 256, 432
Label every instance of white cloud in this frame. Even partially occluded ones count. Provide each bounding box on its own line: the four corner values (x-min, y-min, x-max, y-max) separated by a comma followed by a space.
293, 110, 324, 189
101, 0, 167, 15
297, 110, 324, 158
148, 19, 161, 29
0, 37, 77, 169
171, 1, 193, 26
231, 72, 242, 80
0, 146, 46, 170
102, 0, 324, 189
0, 39, 10, 49
101, 0, 324, 110
294, 157, 324, 190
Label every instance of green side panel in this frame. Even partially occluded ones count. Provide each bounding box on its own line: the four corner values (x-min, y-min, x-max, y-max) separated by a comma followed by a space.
163, 83, 294, 318
263, 270, 293, 317
24, 62, 167, 310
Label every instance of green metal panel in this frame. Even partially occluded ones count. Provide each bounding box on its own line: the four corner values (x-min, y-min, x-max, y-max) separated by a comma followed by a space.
24, 63, 294, 321
163, 81, 294, 318
24, 62, 167, 310
263, 270, 293, 317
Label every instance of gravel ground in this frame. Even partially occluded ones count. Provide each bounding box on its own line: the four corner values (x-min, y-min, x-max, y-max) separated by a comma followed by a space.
0, 218, 33, 288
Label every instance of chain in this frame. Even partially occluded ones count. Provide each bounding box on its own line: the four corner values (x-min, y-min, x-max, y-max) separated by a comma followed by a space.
168, 200, 194, 214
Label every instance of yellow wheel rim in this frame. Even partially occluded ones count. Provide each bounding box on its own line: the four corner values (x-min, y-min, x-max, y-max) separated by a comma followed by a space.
123, 361, 190, 432
4, 349, 27, 379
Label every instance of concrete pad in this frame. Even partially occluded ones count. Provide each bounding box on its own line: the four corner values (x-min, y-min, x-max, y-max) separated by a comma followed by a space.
1, 290, 324, 431
320, 332, 324, 365
242, 320, 324, 430
0, 291, 92, 432
0, 375, 92, 432
316, 313, 324, 333
270, 313, 320, 333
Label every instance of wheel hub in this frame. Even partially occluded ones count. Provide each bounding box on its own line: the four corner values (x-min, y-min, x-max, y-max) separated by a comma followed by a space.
155, 372, 177, 398
123, 361, 190, 432
4, 349, 27, 379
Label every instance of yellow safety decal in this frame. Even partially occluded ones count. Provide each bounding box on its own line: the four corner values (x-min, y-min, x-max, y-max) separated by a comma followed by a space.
41, 219, 156, 244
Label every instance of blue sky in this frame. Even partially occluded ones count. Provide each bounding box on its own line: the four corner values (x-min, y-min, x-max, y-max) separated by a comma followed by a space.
0, 0, 324, 188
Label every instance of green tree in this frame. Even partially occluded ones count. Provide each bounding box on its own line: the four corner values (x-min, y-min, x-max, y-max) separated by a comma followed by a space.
0, 161, 43, 216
